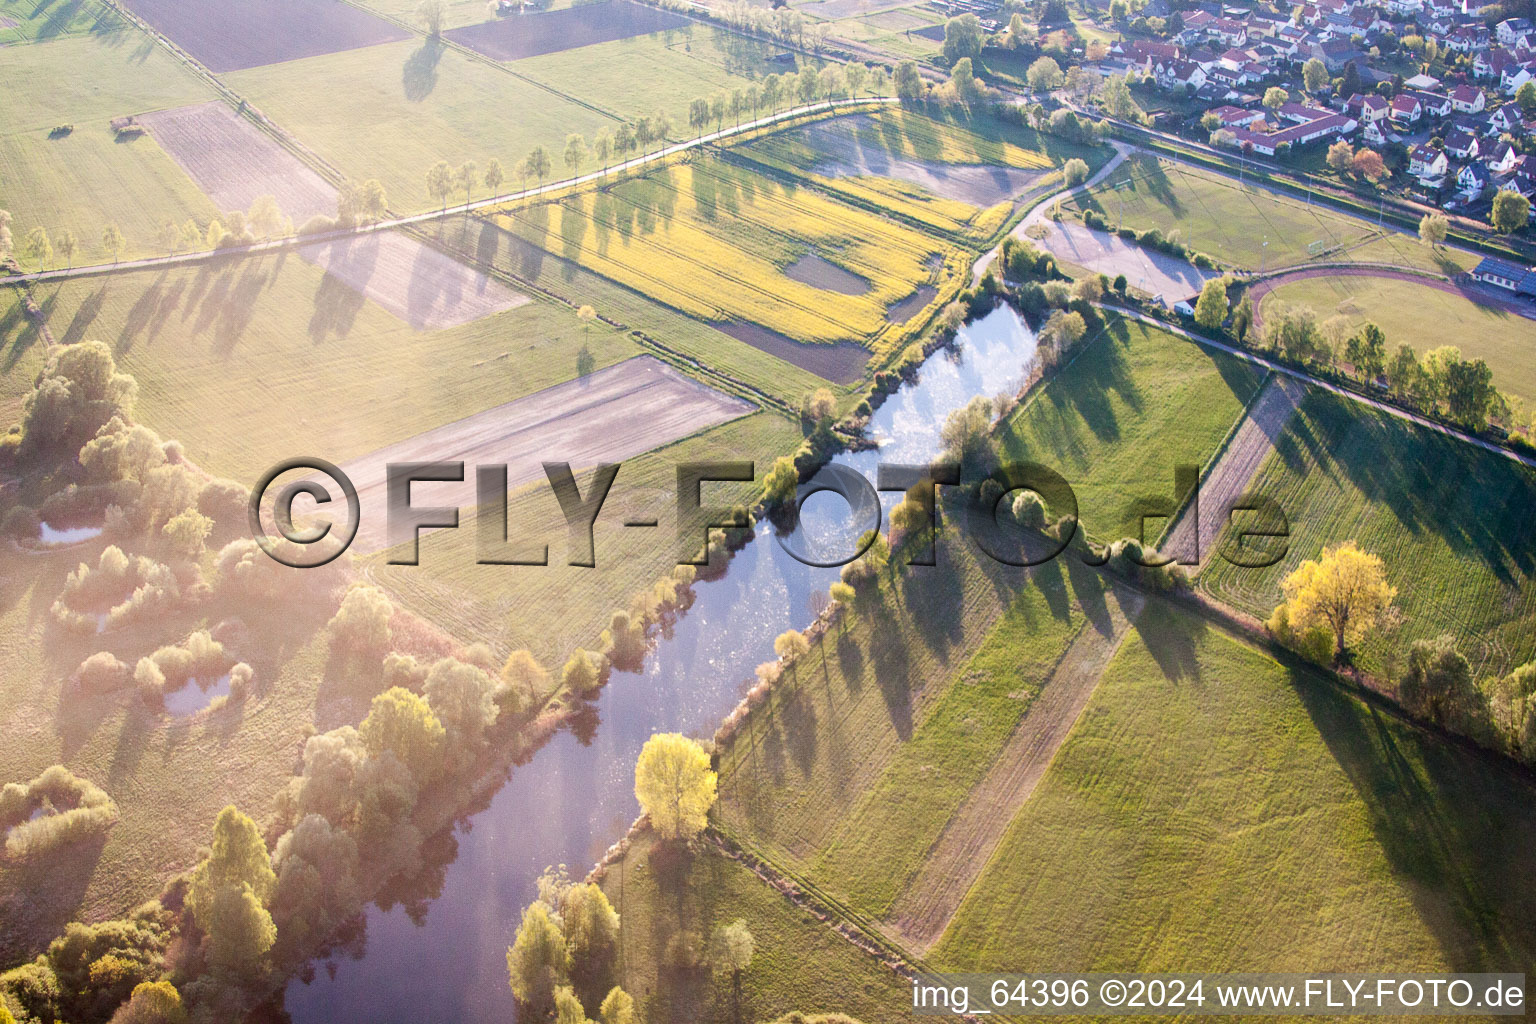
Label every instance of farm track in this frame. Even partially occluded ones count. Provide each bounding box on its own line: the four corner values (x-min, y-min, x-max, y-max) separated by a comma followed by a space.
1162, 374, 1307, 570
883, 585, 1145, 955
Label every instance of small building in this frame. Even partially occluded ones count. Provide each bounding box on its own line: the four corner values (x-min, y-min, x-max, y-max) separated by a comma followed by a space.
1471, 255, 1532, 290
1409, 144, 1449, 185
1451, 83, 1487, 112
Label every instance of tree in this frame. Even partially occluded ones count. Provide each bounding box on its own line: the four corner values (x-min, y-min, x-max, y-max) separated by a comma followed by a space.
1491, 188, 1529, 233
1303, 57, 1329, 93
454, 160, 479, 208
1262, 86, 1289, 113
361, 686, 446, 782
248, 194, 284, 237
591, 130, 611, 173
1519, 80, 1536, 113
1418, 211, 1448, 247
97, 222, 122, 264
526, 145, 552, 186
564, 134, 587, 178
24, 226, 50, 270
1193, 277, 1229, 329
797, 65, 819, 106
845, 63, 865, 98
762, 73, 782, 113
162, 508, 213, 562
1344, 321, 1387, 381
599, 987, 637, 1024
485, 158, 505, 197
1326, 138, 1354, 172
1341, 60, 1362, 99
424, 656, 500, 761
1441, 355, 1499, 428
1279, 542, 1396, 662
1399, 635, 1474, 726
942, 13, 983, 62
612, 123, 635, 166
689, 96, 711, 137
157, 220, 180, 256
56, 230, 77, 270
328, 584, 393, 658
554, 987, 590, 1024
1096, 73, 1142, 121
0, 209, 11, 257
507, 901, 571, 1015
418, 0, 446, 34
187, 806, 277, 971
1351, 148, 1386, 182
763, 454, 799, 511
114, 980, 188, 1024
774, 629, 810, 673
894, 60, 924, 102
563, 882, 620, 989
710, 919, 755, 1016
426, 159, 453, 210
634, 733, 717, 841
950, 57, 979, 104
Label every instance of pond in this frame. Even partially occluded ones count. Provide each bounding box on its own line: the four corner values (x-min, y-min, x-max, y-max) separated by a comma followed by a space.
38, 522, 103, 546
282, 305, 1040, 1023
163, 674, 232, 716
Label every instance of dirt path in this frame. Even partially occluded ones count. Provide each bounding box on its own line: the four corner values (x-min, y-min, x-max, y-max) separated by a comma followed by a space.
883, 585, 1145, 955
1161, 374, 1306, 569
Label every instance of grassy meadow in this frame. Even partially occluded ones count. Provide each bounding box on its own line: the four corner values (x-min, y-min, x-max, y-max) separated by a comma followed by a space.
1199, 389, 1536, 679
717, 318, 1264, 917
0, 253, 643, 482
0, 0, 129, 45
371, 411, 802, 664
493, 154, 959, 354
997, 316, 1266, 543
0, 30, 220, 265
600, 833, 913, 1024
933, 603, 1536, 974
1069, 155, 1468, 274
1260, 274, 1536, 407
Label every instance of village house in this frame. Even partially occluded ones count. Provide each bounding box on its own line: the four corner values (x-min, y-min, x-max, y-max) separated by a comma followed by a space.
1452, 83, 1487, 112
1390, 93, 1423, 123
1446, 127, 1480, 158
1458, 160, 1490, 198
1409, 143, 1450, 184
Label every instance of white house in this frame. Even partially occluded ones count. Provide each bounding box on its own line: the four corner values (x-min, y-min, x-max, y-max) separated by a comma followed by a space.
1451, 83, 1487, 112
1458, 160, 1490, 198
1409, 143, 1449, 184
1498, 16, 1533, 45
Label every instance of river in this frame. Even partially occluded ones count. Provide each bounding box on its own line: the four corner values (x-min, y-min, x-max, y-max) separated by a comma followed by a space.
282, 305, 1040, 1022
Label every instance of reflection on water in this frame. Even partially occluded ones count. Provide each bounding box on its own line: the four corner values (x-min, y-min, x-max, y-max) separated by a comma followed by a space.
283, 306, 1039, 1023
163, 674, 232, 716
39, 522, 104, 545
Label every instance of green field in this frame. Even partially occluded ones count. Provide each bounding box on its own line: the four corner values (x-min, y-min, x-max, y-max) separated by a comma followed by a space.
1199, 389, 1536, 679
372, 411, 801, 664
0, 254, 642, 482
1261, 274, 1536, 407
600, 832, 913, 1024
934, 605, 1536, 974
997, 316, 1266, 543
1069, 155, 1469, 275
0, 31, 220, 265
718, 317, 1265, 916
0, 0, 128, 44
512, 25, 806, 124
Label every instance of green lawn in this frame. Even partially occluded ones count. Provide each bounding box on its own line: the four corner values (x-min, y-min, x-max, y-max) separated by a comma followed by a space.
0, 253, 641, 482
0, 0, 127, 44
601, 831, 914, 1024
997, 315, 1267, 544
1199, 389, 1536, 680
934, 605, 1536, 974
1070, 155, 1465, 275
0, 31, 221, 265
1261, 274, 1536, 407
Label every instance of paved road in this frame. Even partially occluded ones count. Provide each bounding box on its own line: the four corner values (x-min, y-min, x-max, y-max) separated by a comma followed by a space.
2, 97, 897, 287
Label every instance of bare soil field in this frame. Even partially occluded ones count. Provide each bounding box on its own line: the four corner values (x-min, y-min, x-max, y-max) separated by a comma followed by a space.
137, 102, 336, 222
885, 283, 936, 323
797, 0, 917, 19
121, 0, 409, 72
334, 355, 754, 550
783, 251, 870, 295
885, 585, 1145, 954
1038, 219, 1214, 302
1162, 374, 1306, 569
445, 0, 692, 61
299, 231, 529, 329
141, 102, 526, 328
710, 319, 868, 383
802, 119, 1045, 207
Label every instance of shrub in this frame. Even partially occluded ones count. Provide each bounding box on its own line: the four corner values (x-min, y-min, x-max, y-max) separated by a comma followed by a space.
75, 652, 130, 695
0, 765, 118, 860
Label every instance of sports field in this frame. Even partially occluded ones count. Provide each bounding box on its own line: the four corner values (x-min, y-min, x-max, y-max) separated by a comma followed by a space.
1199, 389, 1536, 679
0, 32, 221, 265
1258, 273, 1536, 407
1069, 155, 1470, 274
933, 605, 1536, 974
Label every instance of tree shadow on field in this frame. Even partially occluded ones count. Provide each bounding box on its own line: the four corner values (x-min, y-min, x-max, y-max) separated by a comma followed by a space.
402, 37, 445, 102
59, 284, 107, 346
309, 270, 366, 342
1128, 598, 1203, 682
1289, 660, 1536, 970
0, 832, 106, 966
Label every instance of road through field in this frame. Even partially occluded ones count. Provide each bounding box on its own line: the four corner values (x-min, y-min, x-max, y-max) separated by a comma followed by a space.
1161, 374, 1306, 569
884, 585, 1145, 955
332, 355, 754, 552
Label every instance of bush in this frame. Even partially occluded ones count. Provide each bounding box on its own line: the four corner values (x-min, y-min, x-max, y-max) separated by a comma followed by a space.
0, 765, 118, 861
75, 652, 130, 695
